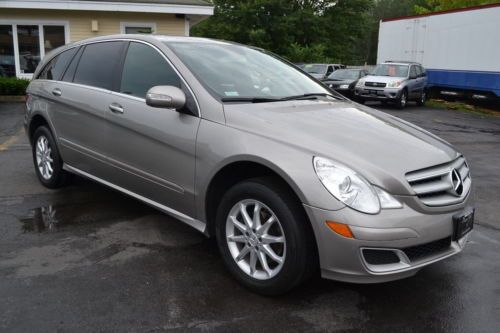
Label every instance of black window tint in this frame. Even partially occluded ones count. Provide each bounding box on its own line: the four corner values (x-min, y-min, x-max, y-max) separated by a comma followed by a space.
74, 42, 124, 90
62, 46, 82, 82
38, 47, 77, 80
120, 42, 181, 98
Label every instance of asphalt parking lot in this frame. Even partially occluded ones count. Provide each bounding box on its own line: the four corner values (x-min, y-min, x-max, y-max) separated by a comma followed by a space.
1, 102, 499, 332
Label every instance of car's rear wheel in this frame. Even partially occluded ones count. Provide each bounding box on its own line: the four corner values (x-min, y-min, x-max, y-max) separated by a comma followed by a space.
417, 90, 427, 106
215, 177, 315, 295
396, 90, 408, 109
32, 126, 69, 188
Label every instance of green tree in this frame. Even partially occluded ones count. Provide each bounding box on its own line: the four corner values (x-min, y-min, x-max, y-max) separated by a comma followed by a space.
192, 0, 374, 64
414, 0, 499, 13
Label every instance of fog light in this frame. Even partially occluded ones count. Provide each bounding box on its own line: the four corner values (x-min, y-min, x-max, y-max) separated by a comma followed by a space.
326, 221, 354, 238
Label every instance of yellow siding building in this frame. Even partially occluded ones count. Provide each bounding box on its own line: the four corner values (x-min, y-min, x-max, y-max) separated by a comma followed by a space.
0, 0, 213, 78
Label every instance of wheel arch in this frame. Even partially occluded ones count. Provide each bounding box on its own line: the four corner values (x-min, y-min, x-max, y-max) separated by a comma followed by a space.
203, 158, 309, 238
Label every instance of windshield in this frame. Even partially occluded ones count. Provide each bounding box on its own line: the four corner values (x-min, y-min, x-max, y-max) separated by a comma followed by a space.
372, 64, 409, 77
328, 69, 359, 80
165, 41, 329, 100
302, 64, 327, 74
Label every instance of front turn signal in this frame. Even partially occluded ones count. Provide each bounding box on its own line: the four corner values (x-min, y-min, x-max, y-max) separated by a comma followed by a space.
326, 221, 354, 239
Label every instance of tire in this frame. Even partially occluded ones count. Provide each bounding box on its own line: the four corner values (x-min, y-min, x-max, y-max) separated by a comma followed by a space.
396, 89, 408, 109
215, 177, 316, 295
416, 90, 427, 106
32, 126, 69, 188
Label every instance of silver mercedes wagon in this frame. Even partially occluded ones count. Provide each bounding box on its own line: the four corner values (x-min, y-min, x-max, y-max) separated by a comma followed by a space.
25, 35, 474, 295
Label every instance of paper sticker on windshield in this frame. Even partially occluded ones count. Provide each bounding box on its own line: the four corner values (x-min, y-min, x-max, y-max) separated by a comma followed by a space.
224, 91, 239, 97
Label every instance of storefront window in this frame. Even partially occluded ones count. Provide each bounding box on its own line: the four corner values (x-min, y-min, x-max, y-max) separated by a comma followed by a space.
43, 26, 65, 53
0, 23, 67, 77
0, 25, 15, 77
17, 25, 41, 74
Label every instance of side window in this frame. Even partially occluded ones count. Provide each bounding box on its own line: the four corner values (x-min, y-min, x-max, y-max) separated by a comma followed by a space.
120, 42, 181, 98
73, 42, 125, 90
415, 65, 422, 77
62, 46, 83, 82
410, 66, 417, 79
326, 65, 334, 75
38, 47, 78, 81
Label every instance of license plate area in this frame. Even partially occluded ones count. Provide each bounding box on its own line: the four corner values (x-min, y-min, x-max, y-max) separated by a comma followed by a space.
453, 208, 474, 241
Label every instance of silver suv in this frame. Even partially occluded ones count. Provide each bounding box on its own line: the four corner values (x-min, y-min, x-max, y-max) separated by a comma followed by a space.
355, 61, 428, 108
25, 35, 473, 295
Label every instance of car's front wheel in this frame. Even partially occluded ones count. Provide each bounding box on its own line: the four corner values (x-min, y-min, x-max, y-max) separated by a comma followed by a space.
215, 178, 316, 295
32, 126, 69, 188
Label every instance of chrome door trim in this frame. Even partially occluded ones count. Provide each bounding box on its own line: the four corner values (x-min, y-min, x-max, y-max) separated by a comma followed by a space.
59, 137, 185, 194
63, 164, 206, 234
71, 38, 202, 117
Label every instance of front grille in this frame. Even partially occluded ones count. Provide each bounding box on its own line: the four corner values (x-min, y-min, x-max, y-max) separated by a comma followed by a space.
365, 81, 387, 88
406, 156, 471, 207
402, 237, 452, 262
362, 249, 400, 265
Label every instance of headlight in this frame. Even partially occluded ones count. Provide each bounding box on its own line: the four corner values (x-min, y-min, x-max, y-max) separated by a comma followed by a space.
313, 157, 402, 214
340, 84, 349, 89
356, 80, 365, 87
313, 157, 380, 214
387, 81, 402, 88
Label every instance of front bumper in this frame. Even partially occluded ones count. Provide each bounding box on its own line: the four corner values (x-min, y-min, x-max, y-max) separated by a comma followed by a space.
354, 87, 403, 101
304, 196, 473, 283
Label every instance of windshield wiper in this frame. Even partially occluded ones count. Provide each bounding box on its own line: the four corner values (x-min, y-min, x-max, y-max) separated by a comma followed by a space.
221, 97, 281, 103
279, 93, 339, 101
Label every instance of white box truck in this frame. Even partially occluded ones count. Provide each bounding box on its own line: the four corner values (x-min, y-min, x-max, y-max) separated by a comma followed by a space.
377, 4, 500, 100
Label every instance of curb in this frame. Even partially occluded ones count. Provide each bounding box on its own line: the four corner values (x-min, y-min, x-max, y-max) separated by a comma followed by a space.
0, 96, 26, 103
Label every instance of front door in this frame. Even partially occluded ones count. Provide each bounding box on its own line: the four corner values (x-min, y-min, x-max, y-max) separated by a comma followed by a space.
103, 41, 200, 216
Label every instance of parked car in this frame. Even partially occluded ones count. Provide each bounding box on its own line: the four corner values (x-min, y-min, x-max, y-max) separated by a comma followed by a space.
354, 61, 428, 108
322, 68, 369, 97
25, 36, 473, 295
302, 63, 345, 80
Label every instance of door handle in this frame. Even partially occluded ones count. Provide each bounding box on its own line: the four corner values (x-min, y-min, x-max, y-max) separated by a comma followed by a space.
52, 88, 62, 97
109, 103, 124, 114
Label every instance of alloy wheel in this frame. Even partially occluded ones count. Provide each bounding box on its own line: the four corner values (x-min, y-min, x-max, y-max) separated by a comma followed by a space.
225, 199, 286, 280
35, 135, 54, 180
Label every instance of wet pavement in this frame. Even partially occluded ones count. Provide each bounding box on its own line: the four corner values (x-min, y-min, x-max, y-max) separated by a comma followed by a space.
0, 102, 499, 332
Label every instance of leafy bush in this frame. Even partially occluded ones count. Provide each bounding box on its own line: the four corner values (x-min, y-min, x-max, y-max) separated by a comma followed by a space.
0, 77, 30, 96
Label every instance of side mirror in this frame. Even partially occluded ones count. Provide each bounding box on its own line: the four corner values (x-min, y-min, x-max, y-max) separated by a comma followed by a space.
409, 74, 417, 80
146, 85, 186, 110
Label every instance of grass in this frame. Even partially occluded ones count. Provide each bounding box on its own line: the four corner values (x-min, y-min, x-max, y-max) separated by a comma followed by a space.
426, 99, 500, 117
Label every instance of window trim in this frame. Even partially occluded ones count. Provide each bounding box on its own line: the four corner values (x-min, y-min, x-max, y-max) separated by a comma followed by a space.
72, 41, 127, 92
59, 38, 201, 117
0, 19, 70, 78
120, 22, 157, 34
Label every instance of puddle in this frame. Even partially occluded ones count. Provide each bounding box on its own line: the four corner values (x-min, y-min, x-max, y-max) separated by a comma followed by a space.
17, 199, 152, 234
19, 205, 61, 233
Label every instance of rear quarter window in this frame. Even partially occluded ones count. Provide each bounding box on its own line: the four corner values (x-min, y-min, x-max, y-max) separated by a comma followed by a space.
38, 47, 78, 81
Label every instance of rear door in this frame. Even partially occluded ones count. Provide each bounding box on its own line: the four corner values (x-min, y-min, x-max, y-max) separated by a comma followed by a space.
50, 41, 125, 177
102, 41, 201, 215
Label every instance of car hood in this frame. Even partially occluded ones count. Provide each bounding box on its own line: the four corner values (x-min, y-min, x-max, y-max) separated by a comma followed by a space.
322, 79, 356, 85
309, 73, 324, 79
223, 100, 458, 195
362, 75, 406, 84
